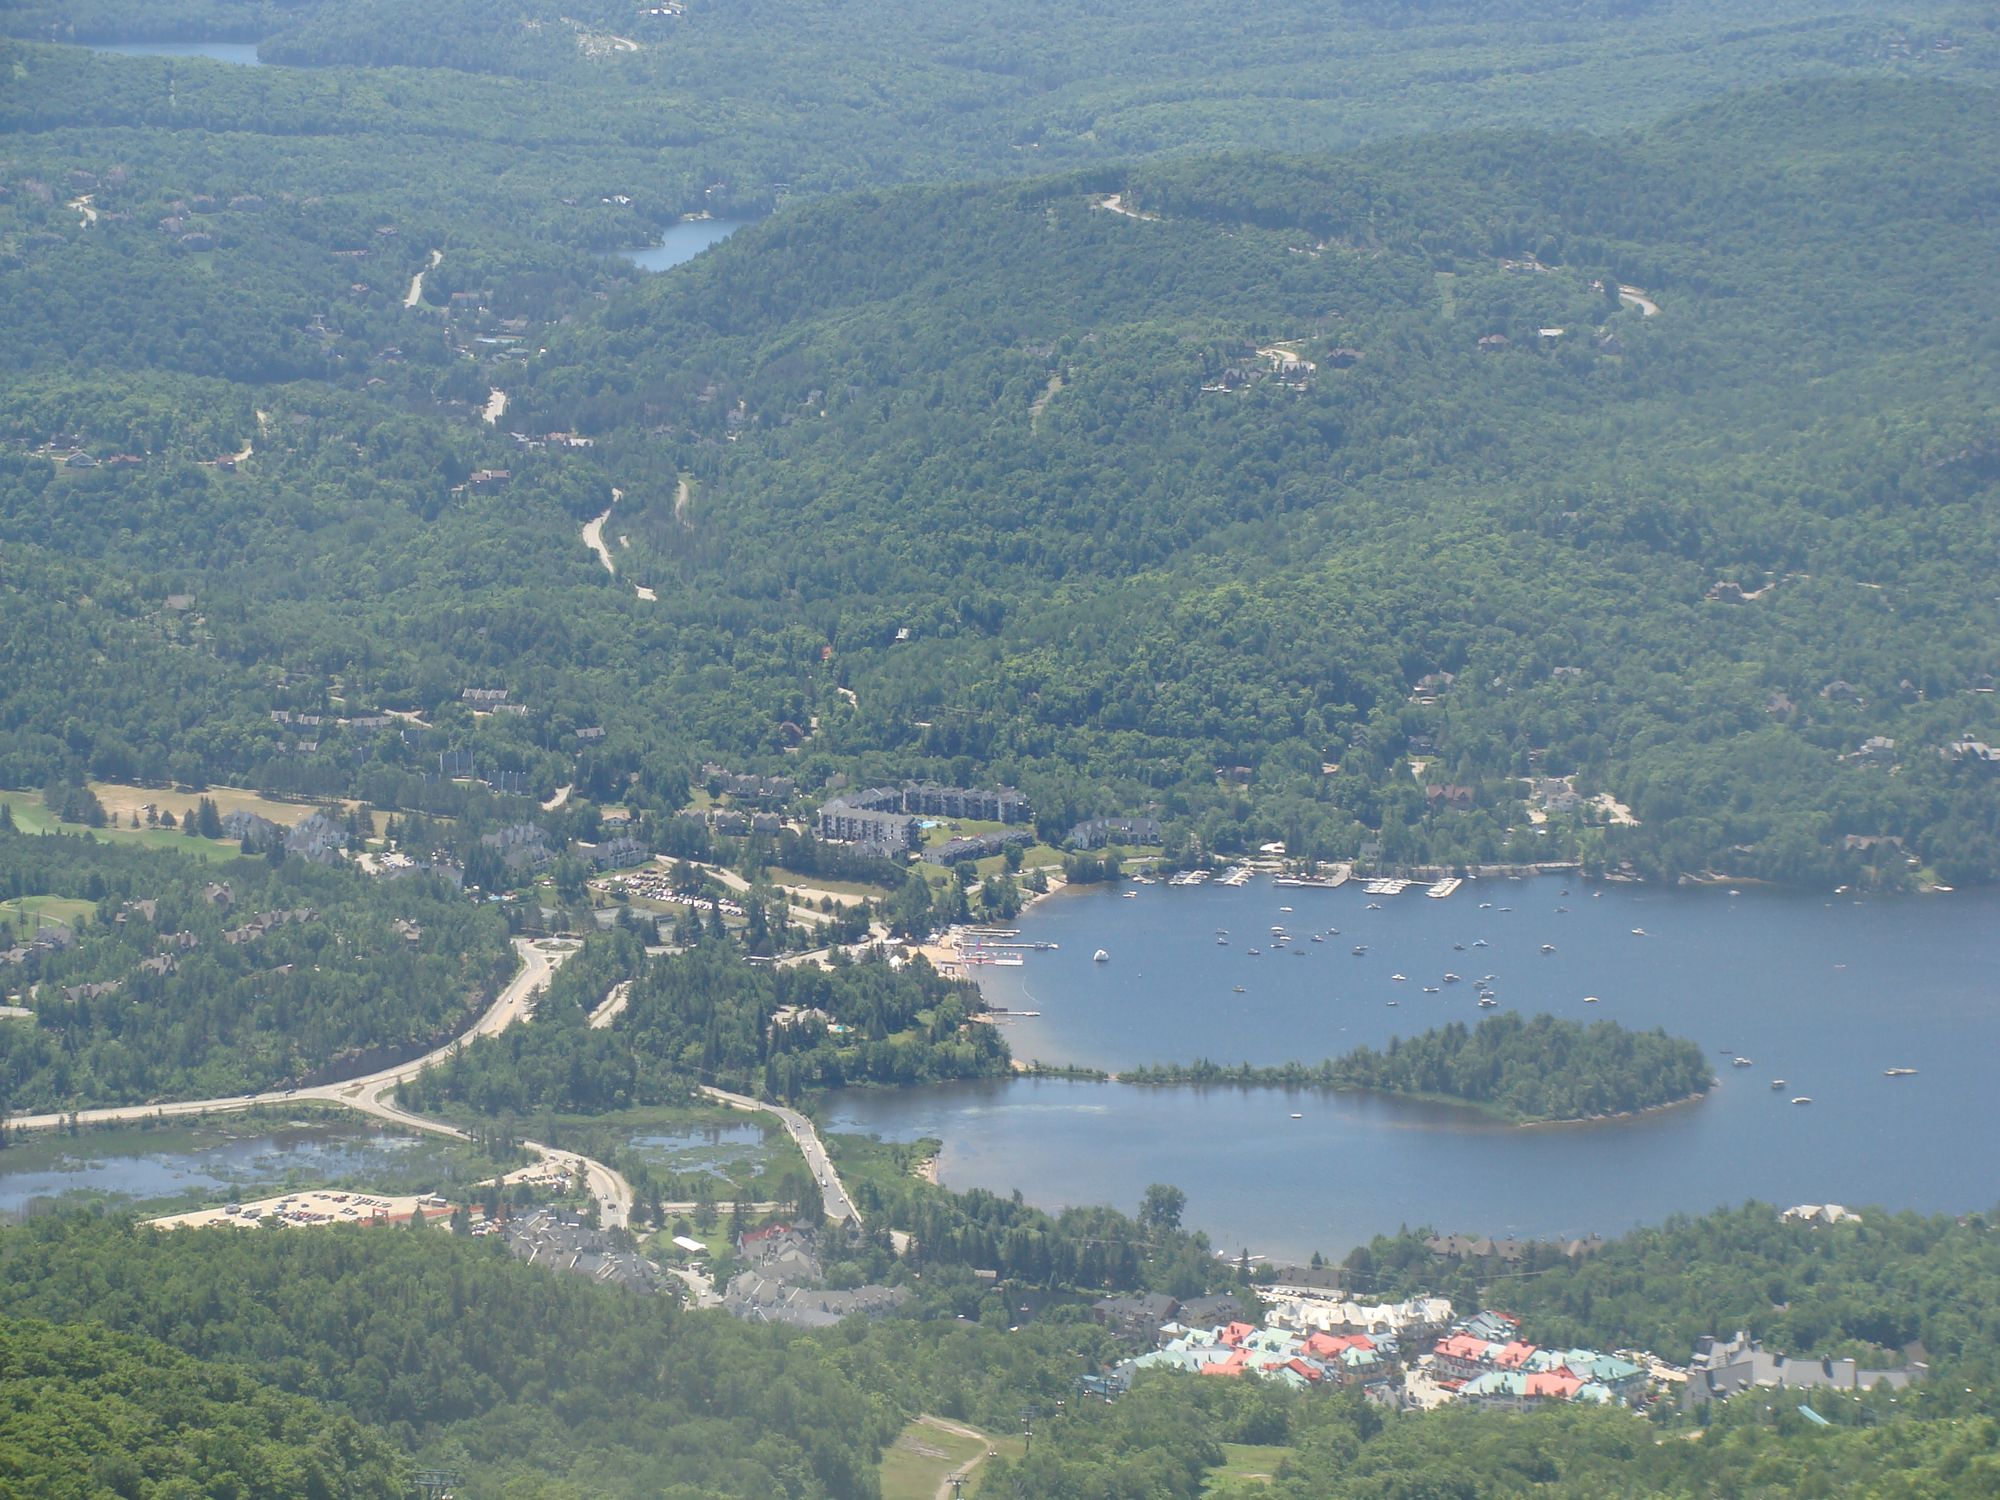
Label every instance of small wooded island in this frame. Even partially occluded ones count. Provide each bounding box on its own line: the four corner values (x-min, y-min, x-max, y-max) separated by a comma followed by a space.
1122, 1014, 1715, 1125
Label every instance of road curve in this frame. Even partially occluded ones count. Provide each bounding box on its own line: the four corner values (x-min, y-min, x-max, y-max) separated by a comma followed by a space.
700, 1084, 860, 1225
8, 938, 636, 1230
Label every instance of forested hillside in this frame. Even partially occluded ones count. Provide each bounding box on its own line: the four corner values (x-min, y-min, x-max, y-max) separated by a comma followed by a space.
2, 68, 1995, 882
521, 79, 2000, 882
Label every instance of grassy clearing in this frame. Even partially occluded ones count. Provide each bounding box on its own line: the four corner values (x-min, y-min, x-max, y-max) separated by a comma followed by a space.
762, 867, 892, 900
0, 894, 96, 930
879, 1417, 1018, 1500
2, 797, 244, 861
86, 780, 353, 830
1202, 1442, 1295, 1495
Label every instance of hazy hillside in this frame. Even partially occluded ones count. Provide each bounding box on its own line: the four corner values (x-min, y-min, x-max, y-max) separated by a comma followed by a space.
516, 78, 2000, 881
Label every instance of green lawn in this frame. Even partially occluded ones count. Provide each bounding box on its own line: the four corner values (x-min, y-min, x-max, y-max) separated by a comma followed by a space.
1202, 1443, 1295, 1495
2, 796, 243, 862
0, 894, 96, 931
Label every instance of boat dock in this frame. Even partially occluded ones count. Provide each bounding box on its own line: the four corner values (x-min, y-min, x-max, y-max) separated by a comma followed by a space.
1219, 866, 1254, 887
1274, 865, 1351, 889
1426, 877, 1463, 899
1168, 870, 1210, 887
1363, 878, 1413, 896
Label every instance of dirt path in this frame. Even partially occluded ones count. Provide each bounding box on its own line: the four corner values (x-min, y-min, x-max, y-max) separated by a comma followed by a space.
1095, 192, 1159, 222
1617, 284, 1660, 318
404, 248, 442, 309
541, 783, 572, 811
917, 1416, 999, 1500
1029, 372, 1063, 433
582, 506, 618, 575
482, 388, 508, 425
673, 475, 691, 523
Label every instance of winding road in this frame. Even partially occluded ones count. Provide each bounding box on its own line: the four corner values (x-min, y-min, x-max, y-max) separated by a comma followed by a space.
8, 938, 637, 1230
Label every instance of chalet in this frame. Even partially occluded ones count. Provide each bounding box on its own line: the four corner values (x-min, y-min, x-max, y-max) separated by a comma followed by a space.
1067, 815, 1163, 849
1425, 784, 1476, 809
1093, 1293, 1181, 1339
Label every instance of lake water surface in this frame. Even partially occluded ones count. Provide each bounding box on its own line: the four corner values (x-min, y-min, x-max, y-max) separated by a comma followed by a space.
0, 1123, 422, 1215
617, 219, 745, 272
825, 876, 2000, 1260
88, 41, 265, 66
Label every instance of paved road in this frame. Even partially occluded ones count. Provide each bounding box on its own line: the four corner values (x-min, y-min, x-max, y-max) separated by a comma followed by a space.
7, 938, 637, 1230
700, 1084, 860, 1225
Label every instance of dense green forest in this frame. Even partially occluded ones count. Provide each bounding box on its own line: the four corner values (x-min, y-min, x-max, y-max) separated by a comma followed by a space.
0, 59, 1994, 881
399, 929, 1009, 1116
0, 1315, 408, 1498
0, 820, 511, 1110
1121, 1013, 1713, 1122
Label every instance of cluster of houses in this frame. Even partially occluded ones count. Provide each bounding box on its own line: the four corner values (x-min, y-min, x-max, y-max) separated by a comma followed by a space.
1101, 1287, 1449, 1399
222, 906, 317, 947
701, 765, 798, 806
498, 1208, 668, 1295
1429, 1312, 1645, 1409
1095, 1280, 1926, 1419
722, 1222, 909, 1327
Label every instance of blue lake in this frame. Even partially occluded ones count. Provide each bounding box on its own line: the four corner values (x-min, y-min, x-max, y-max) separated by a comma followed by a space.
617, 219, 745, 272
88, 41, 265, 66
824, 876, 2000, 1261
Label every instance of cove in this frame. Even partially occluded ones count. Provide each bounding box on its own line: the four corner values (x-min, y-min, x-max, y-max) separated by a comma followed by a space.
617, 219, 745, 272
824, 875, 2000, 1261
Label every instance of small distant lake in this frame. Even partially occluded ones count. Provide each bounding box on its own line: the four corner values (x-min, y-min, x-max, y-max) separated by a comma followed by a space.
87, 41, 265, 66
825, 875, 2000, 1261
0, 1122, 420, 1216
617, 219, 745, 272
